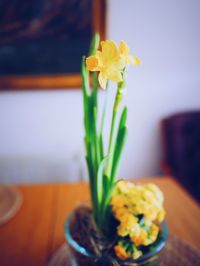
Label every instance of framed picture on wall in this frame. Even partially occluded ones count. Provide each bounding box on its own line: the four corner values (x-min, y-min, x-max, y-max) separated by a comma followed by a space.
0, 0, 106, 90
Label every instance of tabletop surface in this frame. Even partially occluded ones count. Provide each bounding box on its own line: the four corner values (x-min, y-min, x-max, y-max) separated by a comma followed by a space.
0, 177, 200, 266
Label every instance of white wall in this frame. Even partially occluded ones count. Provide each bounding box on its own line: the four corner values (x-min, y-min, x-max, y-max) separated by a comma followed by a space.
0, 0, 200, 182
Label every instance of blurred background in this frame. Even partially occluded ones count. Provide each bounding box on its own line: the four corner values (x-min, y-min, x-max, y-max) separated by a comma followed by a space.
0, 0, 199, 185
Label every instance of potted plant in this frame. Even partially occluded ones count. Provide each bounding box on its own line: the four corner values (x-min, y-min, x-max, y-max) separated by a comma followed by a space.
65, 33, 167, 266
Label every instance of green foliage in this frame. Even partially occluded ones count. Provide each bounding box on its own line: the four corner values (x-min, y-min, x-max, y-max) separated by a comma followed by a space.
81, 33, 128, 234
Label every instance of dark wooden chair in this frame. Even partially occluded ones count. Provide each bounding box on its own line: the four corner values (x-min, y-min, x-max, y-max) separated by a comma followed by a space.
161, 111, 200, 202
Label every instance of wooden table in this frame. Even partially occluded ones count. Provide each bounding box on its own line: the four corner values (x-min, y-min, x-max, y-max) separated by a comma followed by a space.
0, 177, 200, 266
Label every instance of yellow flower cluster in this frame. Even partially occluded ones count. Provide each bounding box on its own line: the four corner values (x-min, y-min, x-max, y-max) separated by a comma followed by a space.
110, 180, 166, 260
86, 40, 141, 89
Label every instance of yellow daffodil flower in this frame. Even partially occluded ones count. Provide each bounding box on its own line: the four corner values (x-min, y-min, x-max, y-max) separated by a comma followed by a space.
86, 40, 140, 89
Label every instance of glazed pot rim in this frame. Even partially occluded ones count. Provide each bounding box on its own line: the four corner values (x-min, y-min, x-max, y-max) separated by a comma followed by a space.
64, 208, 168, 263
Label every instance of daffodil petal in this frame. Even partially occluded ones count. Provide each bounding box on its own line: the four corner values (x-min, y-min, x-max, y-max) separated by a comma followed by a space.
115, 57, 127, 70
107, 69, 123, 83
129, 55, 141, 65
98, 72, 107, 89
101, 40, 119, 62
119, 40, 129, 56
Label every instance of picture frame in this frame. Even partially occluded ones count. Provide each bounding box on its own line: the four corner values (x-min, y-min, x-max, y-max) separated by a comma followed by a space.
0, 0, 106, 90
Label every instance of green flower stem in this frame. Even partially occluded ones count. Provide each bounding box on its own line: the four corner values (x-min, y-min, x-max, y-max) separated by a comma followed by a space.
99, 85, 108, 157
104, 83, 124, 182
89, 33, 100, 55
104, 109, 117, 179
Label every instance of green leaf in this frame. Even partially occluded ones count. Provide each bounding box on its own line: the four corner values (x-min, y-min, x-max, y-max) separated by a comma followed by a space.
111, 126, 128, 185
85, 156, 94, 202
97, 157, 108, 205
99, 86, 110, 160
89, 32, 100, 55
100, 173, 110, 217
119, 106, 128, 130
109, 106, 127, 183
103, 174, 109, 196
99, 133, 104, 160
81, 56, 90, 97
92, 72, 98, 107
100, 181, 115, 228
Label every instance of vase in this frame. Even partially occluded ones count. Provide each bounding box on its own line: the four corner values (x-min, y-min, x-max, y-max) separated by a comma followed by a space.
64, 207, 168, 266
